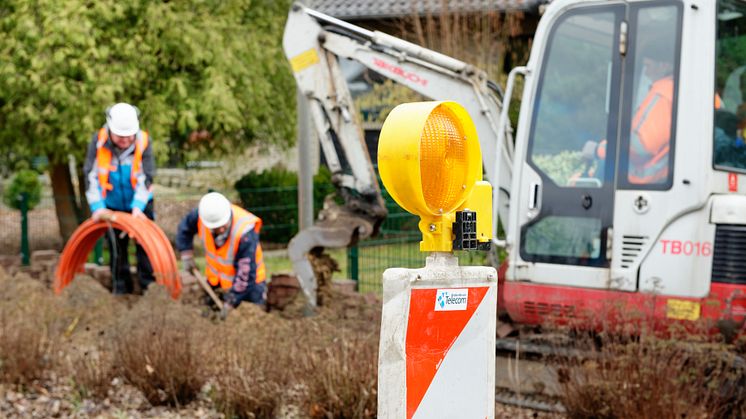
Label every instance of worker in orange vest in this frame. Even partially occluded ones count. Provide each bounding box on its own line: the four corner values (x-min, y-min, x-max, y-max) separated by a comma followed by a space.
626, 36, 675, 185
579, 35, 675, 186
83, 103, 156, 294
176, 192, 267, 312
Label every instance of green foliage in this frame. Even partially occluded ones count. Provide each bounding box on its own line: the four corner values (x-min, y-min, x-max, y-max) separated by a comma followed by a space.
2, 169, 42, 211
717, 31, 746, 88
234, 166, 334, 243
0, 0, 296, 166
533, 151, 590, 187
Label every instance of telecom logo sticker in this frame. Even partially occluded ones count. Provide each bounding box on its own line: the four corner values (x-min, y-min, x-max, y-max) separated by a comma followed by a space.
434, 288, 468, 311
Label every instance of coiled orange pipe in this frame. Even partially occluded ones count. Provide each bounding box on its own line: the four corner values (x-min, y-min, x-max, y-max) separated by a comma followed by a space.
54, 212, 181, 299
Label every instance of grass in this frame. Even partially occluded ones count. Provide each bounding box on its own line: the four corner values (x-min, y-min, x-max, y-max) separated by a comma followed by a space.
264, 248, 348, 276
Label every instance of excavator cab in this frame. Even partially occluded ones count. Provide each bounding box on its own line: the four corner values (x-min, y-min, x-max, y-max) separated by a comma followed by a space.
283, 0, 746, 332
504, 0, 746, 331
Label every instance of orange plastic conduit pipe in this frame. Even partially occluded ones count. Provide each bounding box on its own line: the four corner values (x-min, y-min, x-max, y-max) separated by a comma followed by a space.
54, 211, 181, 299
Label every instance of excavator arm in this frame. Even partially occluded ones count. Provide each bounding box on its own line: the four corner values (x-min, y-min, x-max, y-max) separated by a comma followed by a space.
282, 3, 513, 306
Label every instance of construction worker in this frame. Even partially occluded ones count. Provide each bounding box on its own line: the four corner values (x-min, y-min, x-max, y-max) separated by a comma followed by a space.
579, 34, 675, 186
626, 36, 675, 185
83, 102, 156, 294
175, 192, 267, 312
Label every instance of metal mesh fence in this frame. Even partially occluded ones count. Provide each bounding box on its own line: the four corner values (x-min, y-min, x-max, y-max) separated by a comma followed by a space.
347, 189, 489, 293
1, 195, 64, 254
1, 183, 488, 294
0, 191, 201, 255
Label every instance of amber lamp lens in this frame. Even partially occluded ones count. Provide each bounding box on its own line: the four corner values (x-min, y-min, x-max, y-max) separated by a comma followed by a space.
419, 106, 468, 213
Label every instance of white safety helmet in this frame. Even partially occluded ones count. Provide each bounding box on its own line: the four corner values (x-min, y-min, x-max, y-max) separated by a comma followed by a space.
106, 103, 140, 137
198, 192, 232, 229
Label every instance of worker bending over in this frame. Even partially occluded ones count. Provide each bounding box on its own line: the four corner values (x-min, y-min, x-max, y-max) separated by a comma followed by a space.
176, 192, 267, 311
84, 102, 156, 294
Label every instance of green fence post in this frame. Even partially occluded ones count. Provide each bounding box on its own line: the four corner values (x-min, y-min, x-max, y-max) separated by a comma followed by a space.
347, 244, 359, 285
94, 239, 104, 265
19, 192, 30, 266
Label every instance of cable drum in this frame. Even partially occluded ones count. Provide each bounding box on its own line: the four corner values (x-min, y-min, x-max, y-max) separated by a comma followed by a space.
54, 212, 181, 299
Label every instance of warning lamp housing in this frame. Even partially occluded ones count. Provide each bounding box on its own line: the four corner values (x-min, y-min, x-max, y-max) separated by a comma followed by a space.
378, 101, 493, 252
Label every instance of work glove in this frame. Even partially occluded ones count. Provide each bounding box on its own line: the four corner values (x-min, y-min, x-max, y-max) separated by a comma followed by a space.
91, 208, 112, 222
181, 252, 197, 274
131, 207, 146, 220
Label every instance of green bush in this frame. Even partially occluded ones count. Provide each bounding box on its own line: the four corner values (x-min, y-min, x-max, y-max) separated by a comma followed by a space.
2, 169, 42, 211
533, 150, 597, 187
235, 166, 334, 244
234, 166, 424, 244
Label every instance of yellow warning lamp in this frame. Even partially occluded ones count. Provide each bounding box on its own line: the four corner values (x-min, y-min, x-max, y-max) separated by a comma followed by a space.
378, 101, 493, 252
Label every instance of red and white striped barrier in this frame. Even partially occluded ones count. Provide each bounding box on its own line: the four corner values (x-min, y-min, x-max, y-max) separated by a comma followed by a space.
378, 253, 497, 418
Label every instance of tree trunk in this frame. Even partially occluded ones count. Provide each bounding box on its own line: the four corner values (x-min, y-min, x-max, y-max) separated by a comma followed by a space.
49, 161, 83, 243
76, 164, 90, 219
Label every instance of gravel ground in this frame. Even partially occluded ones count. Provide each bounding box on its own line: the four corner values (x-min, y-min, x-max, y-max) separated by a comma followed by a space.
0, 382, 561, 419
0, 381, 222, 419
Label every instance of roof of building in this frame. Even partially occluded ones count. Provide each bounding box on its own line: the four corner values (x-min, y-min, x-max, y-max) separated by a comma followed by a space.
304, 0, 546, 20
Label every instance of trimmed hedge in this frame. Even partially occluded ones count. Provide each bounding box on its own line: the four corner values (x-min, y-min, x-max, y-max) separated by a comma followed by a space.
235, 166, 334, 244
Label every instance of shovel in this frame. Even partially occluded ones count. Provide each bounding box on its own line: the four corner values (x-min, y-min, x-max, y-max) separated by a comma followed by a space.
192, 269, 224, 311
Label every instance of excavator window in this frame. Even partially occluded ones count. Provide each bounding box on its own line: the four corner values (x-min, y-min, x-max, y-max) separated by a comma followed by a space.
715, 0, 746, 172
528, 10, 619, 190
617, 4, 680, 190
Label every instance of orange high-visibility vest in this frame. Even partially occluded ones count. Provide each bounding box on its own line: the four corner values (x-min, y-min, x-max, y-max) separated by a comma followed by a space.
96, 128, 149, 198
629, 76, 674, 184
198, 205, 266, 290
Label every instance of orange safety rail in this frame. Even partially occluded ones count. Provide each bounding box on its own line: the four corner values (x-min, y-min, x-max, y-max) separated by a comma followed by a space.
54, 212, 181, 299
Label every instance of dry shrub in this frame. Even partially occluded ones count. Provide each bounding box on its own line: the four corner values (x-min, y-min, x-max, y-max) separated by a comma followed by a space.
0, 269, 56, 386
305, 332, 378, 418
68, 348, 116, 399
55, 277, 126, 400
211, 349, 287, 418
0, 308, 52, 386
209, 302, 380, 418
210, 310, 291, 418
0, 266, 383, 416
112, 286, 207, 406
60, 275, 125, 323
558, 325, 746, 419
